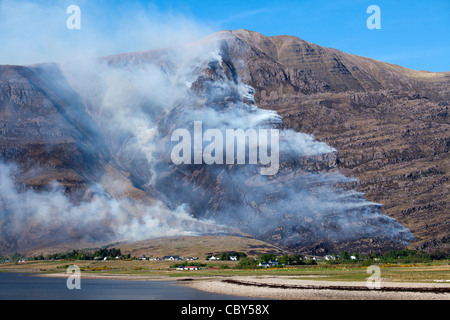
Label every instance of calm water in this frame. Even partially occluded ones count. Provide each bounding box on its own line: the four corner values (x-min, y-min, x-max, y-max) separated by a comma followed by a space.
0, 272, 256, 300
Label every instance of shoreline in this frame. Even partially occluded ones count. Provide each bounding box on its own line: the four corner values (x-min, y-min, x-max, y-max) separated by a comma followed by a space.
179, 276, 450, 300
36, 272, 174, 281
37, 272, 450, 300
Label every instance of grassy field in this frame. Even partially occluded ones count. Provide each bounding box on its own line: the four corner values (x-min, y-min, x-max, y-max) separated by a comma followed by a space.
1, 235, 448, 284
1, 259, 449, 284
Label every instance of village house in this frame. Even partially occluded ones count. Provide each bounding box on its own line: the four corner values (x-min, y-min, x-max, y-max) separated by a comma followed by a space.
315, 256, 324, 261
148, 257, 161, 261
184, 266, 199, 270
176, 265, 199, 271
259, 260, 278, 268
208, 266, 220, 270
162, 255, 183, 261
187, 256, 198, 261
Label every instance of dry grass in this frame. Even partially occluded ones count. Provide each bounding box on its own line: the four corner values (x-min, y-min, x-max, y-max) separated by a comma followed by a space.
112, 235, 287, 259
2, 259, 449, 285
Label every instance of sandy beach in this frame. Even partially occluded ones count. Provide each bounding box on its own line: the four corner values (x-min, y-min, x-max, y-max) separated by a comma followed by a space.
180, 276, 450, 300
39, 273, 450, 300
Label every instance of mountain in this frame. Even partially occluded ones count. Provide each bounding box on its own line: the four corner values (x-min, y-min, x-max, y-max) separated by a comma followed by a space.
220, 29, 449, 252
208, 29, 449, 252
0, 29, 448, 255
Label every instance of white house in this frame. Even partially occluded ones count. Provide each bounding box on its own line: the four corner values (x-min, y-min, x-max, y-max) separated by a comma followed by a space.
149, 257, 161, 261
185, 266, 199, 270
259, 260, 278, 268
208, 256, 220, 260
176, 265, 199, 271
163, 255, 182, 261
230, 256, 238, 261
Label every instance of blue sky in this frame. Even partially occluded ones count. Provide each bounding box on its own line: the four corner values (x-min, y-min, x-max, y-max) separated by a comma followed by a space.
153, 0, 450, 72
1, 0, 448, 71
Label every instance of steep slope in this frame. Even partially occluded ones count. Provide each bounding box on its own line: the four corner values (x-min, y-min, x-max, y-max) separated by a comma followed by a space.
110, 29, 448, 252
0, 63, 169, 253
0, 63, 108, 196
0, 29, 448, 255
218, 29, 449, 252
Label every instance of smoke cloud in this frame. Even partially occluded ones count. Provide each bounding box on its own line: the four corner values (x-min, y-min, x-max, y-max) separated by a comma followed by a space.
0, 161, 230, 252
65, 36, 414, 250
0, 0, 212, 65
0, 1, 415, 254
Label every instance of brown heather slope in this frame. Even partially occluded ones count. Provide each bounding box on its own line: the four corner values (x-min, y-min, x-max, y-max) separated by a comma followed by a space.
114, 235, 287, 259
20, 235, 286, 259
0, 63, 152, 201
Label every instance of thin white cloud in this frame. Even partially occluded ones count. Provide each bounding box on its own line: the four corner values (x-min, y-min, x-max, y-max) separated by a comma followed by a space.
217, 7, 272, 25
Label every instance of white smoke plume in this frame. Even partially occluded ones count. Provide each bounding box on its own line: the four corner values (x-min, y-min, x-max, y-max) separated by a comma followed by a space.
0, 0, 212, 66
0, 161, 230, 252
62, 35, 414, 250
0, 1, 415, 253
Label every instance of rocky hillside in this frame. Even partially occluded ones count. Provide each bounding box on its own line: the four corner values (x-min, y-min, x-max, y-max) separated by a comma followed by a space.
0, 29, 448, 255
0, 63, 151, 201
217, 30, 449, 252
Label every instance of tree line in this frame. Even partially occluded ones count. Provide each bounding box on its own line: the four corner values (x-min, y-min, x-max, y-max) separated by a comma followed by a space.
235, 249, 450, 269
205, 251, 248, 260
7, 248, 450, 264
31, 248, 129, 261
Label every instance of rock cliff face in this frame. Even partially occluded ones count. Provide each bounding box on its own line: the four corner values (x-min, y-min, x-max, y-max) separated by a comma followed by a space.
213, 30, 449, 252
0, 29, 448, 254
0, 64, 108, 196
